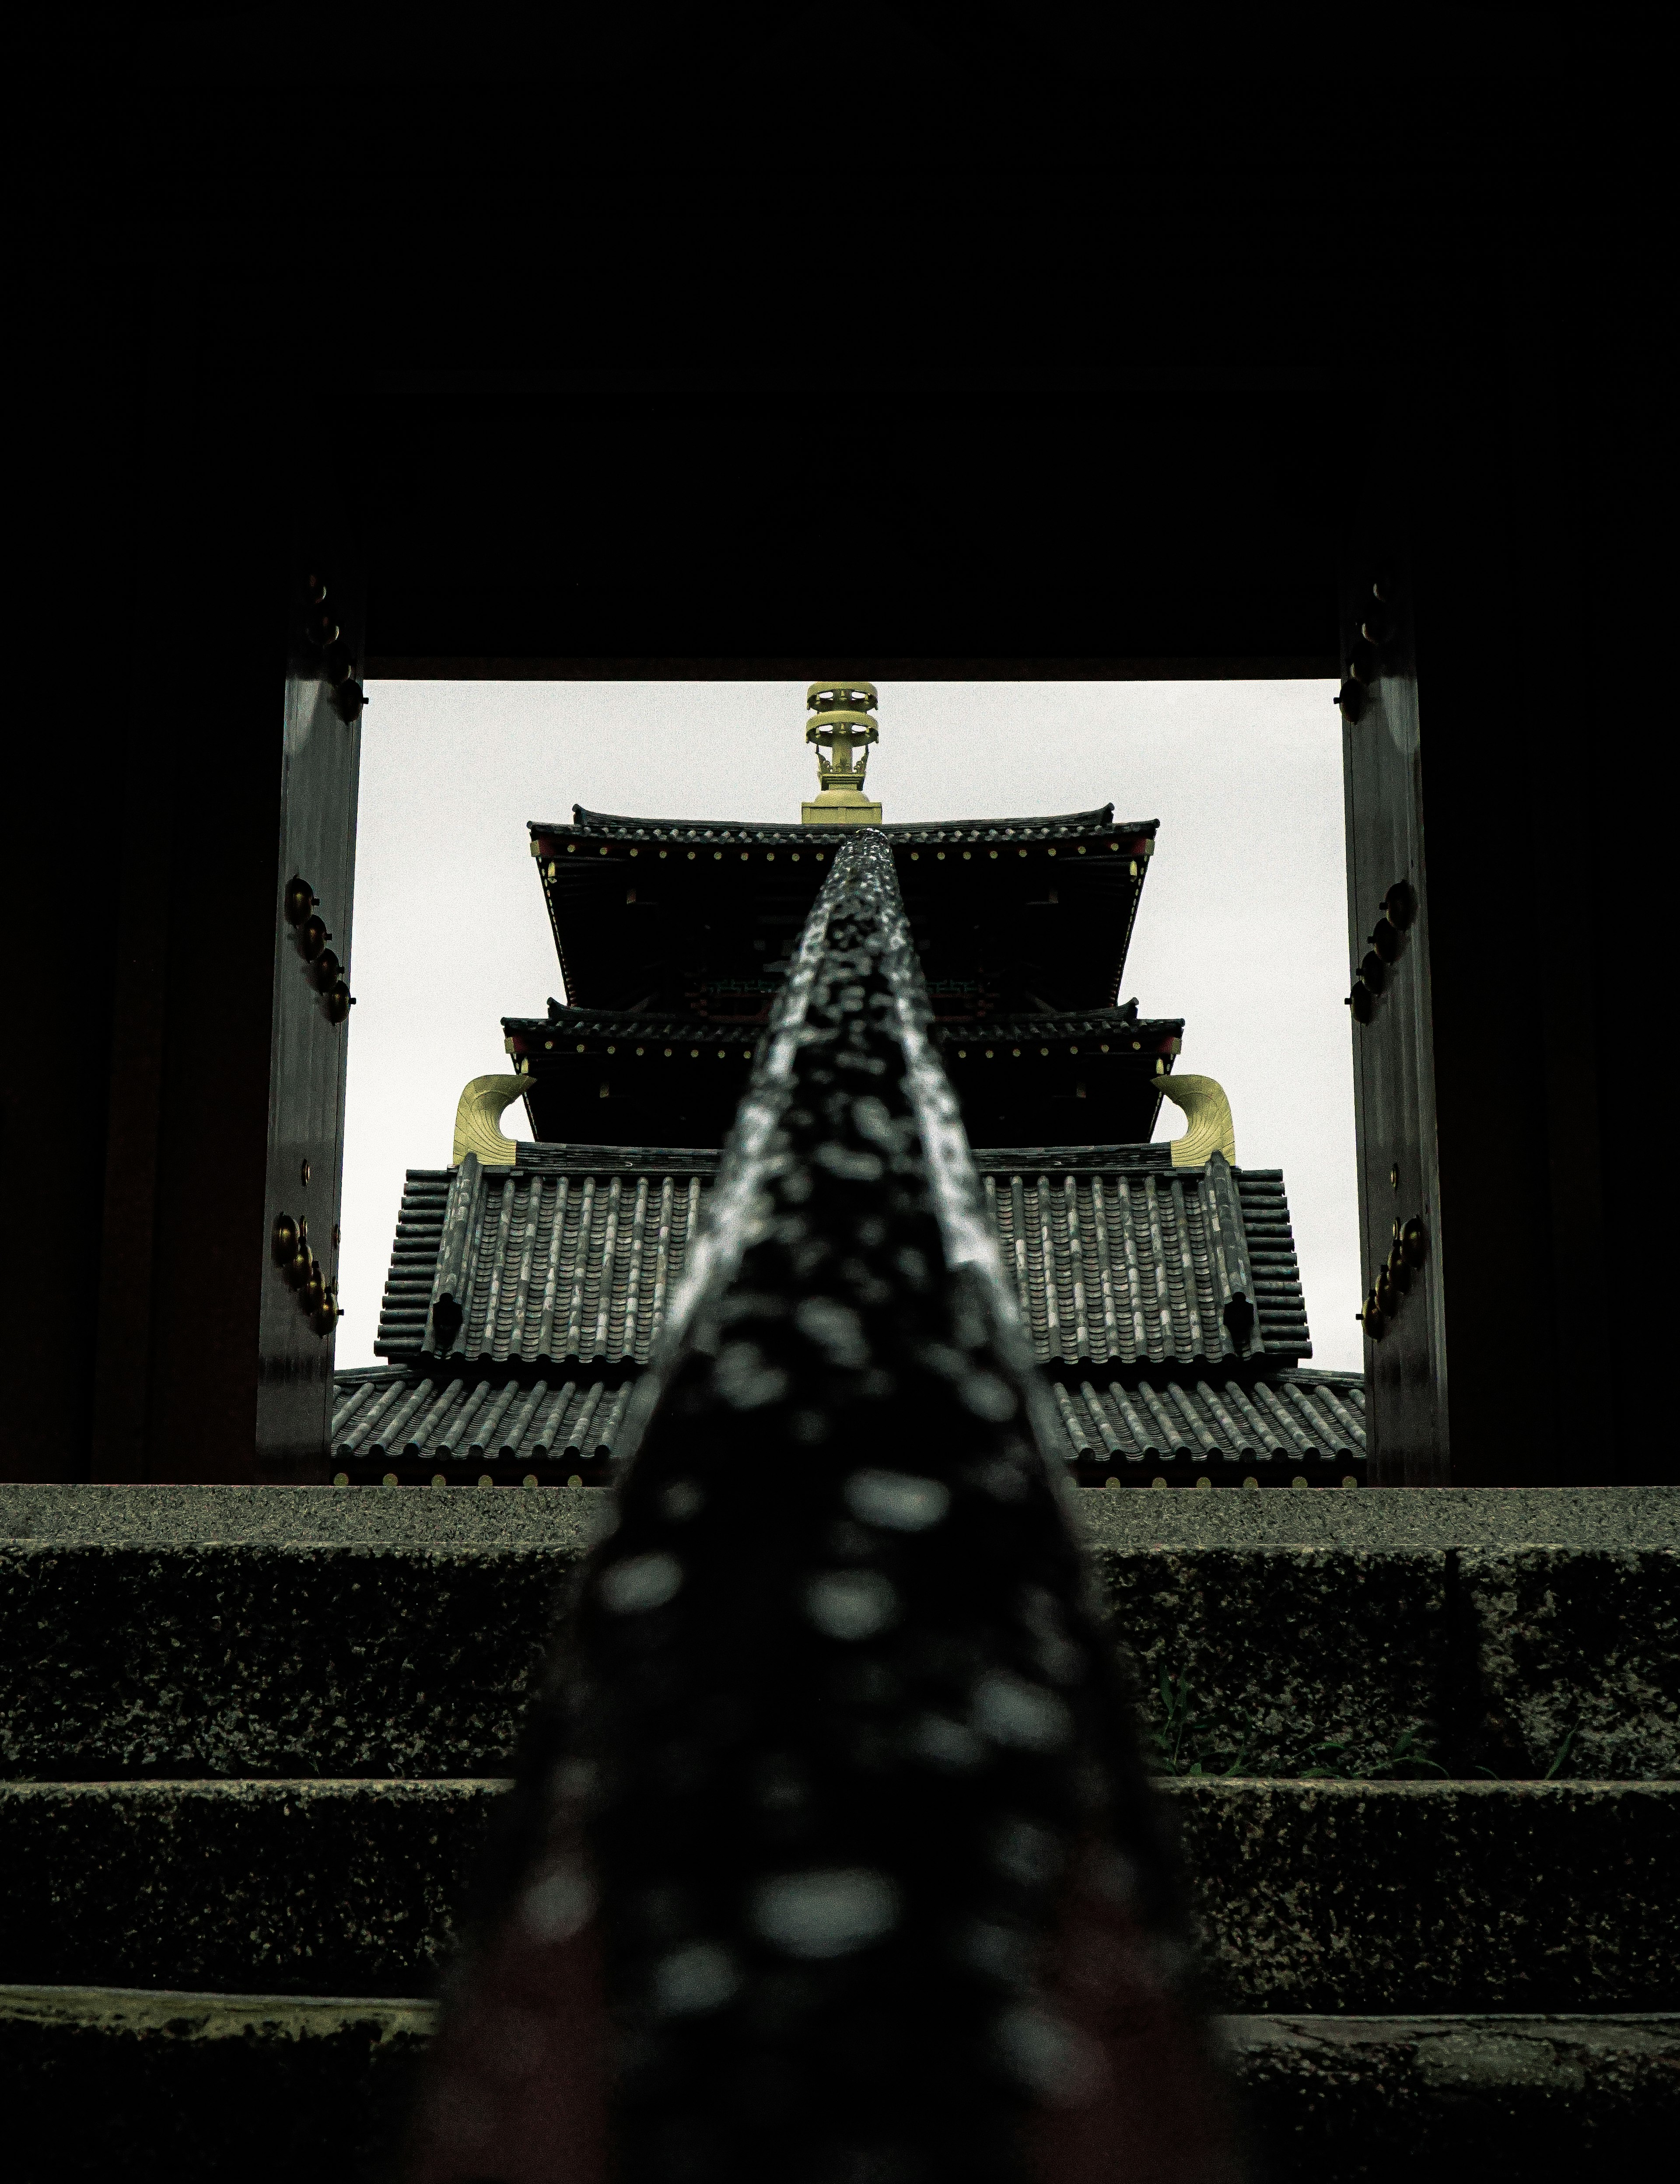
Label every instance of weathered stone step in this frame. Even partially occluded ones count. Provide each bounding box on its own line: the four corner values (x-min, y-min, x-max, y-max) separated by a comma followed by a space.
0, 1539, 1669, 1783
0, 1780, 489, 1997
4, 1529, 1674, 1781
1167, 1780, 1679, 2011
0, 1542, 570, 1781
1102, 1540, 1678, 1782
11, 1483, 1675, 1559
4, 1988, 1672, 2184
3, 1778, 1673, 2012
0, 1984, 430, 2184
1225, 2011, 1678, 2179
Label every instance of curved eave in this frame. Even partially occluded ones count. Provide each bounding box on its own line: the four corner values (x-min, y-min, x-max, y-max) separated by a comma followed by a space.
506, 1012, 765, 1049
505, 1012, 1183, 1055
940, 1014, 1184, 1046
532, 804, 1152, 849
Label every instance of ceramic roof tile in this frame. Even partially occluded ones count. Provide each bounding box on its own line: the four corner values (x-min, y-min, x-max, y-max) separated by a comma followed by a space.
375, 1159, 708, 1368
377, 1149, 1309, 1371
332, 1361, 1364, 1480
1048, 1368, 1366, 1470
332, 1367, 635, 1470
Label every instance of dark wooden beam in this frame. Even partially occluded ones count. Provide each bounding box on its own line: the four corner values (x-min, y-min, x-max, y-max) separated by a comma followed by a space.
366, 656, 1340, 682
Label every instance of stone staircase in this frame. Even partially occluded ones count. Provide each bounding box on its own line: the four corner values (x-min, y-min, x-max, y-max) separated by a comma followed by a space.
3, 1482, 1675, 2180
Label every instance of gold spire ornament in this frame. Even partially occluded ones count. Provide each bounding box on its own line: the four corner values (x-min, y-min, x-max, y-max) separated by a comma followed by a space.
802, 679, 883, 824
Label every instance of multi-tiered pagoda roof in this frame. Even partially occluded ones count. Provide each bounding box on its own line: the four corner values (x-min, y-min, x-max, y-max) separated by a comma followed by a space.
513, 802, 1176, 1148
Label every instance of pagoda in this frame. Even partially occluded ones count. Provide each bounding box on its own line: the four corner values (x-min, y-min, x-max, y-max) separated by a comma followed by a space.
332, 683, 1365, 1486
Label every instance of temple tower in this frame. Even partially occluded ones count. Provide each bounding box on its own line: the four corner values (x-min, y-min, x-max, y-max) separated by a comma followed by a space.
336, 687, 1363, 1488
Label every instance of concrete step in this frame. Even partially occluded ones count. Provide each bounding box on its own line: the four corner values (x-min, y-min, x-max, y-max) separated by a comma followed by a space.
1102, 1540, 1680, 1782
0, 1780, 491, 1997
1167, 1780, 1679, 2012
1225, 2012, 1679, 2180
4, 1988, 1673, 2184
1, 1984, 431, 2184
0, 1541, 571, 1780
4, 1491, 1674, 2170
4, 1777, 1674, 2013
4, 1491, 1676, 1782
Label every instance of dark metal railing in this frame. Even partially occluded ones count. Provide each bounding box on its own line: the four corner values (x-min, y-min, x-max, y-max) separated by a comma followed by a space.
408, 832, 1233, 2183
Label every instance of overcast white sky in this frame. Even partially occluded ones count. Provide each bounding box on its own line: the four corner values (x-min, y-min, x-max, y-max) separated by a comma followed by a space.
339, 681, 1359, 1371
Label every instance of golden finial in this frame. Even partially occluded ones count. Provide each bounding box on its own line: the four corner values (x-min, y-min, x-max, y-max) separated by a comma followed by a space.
802, 679, 883, 825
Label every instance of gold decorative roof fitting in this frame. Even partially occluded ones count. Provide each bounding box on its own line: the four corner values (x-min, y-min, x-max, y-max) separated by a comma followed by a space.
452, 1074, 528, 1167
802, 679, 882, 825
1158, 1074, 1237, 1168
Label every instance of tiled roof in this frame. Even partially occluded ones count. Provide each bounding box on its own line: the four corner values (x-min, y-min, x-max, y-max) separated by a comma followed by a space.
376, 1150, 1308, 1370
530, 808, 1155, 1024
331, 1366, 634, 1470
375, 1162, 707, 1367
536, 805, 1151, 850
984, 1160, 1307, 1367
329, 1362, 1363, 1480
1046, 1368, 1366, 1471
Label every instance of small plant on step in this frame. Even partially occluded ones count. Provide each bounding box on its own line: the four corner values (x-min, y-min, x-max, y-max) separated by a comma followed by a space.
1361, 1726, 1449, 1780
1152, 1667, 1210, 1777
1543, 1721, 1580, 1779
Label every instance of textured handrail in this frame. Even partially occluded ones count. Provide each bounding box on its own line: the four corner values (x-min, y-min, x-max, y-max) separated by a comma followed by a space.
408, 833, 1233, 2184
620, 832, 1055, 1461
